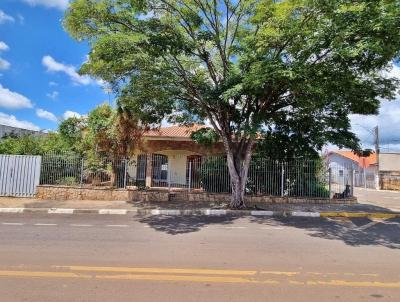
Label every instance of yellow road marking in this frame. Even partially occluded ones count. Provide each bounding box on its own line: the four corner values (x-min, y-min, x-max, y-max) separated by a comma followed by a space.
260, 271, 299, 276
0, 270, 90, 279
320, 212, 400, 219
305, 280, 400, 288
95, 273, 261, 284
57, 265, 258, 276
0, 267, 398, 288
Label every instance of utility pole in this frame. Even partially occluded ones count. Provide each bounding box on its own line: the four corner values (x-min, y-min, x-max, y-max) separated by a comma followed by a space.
374, 126, 380, 189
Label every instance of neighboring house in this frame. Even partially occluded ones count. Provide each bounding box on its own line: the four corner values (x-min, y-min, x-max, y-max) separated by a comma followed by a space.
327, 151, 378, 189
128, 125, 225, 188
0, 124, 43, 139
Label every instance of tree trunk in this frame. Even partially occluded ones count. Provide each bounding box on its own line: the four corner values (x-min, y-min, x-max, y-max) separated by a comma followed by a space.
224, 140, 254, 209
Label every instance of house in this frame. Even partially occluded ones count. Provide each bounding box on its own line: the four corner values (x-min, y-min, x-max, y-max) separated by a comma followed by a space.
128, 125, 225, 189
327, 150, 378, 189
0, 124, 43, 139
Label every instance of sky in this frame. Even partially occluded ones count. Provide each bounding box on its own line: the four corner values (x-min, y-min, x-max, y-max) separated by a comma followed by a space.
0, 0, 108, 132
0, 0, 399, 151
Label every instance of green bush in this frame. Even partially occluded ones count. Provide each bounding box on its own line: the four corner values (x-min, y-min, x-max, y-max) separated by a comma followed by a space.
199, 157, 329, 197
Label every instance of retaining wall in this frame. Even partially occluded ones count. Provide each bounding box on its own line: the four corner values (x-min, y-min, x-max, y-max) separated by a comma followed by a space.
36, 185, 133, 201
36, 185, 357, 204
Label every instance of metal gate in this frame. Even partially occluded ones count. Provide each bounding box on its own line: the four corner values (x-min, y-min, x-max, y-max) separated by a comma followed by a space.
0, 155, 42, 197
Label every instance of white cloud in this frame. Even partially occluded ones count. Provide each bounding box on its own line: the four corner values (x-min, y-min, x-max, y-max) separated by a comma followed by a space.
387, 62, 400, 80
0, 84, 34, 109
48, 81, 58, 86
0, 41, 9, 52
0, 112, 40, 130
351, 99, 400, 151
0, 10, 14, 24
17, 14, 24, 25
0, 58, 10, 70
63, 110, 82, 120
349, 62, 400, 152
0, 42, 10, 70
46, 91, 59, 100
22, 0, 69, 10
42, 55, 96, 86
36, 108, 58, 123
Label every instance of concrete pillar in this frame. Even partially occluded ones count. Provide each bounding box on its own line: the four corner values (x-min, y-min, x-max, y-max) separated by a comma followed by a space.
145, 153, 152, 187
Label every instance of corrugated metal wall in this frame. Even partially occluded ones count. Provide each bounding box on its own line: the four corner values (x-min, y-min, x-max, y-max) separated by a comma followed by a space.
0, 155, 42, 197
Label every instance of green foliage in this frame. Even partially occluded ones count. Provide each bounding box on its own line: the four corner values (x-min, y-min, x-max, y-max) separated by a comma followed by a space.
199, 156, 329, 197
84, 103, 142, 159
199, 157, 231, 193
64, 0, 400, 156
40, 153, 82, 185
190, 128, 219, 148
57, 176, 79, 186
59, 117, 85, 152
0, 133, 71, 155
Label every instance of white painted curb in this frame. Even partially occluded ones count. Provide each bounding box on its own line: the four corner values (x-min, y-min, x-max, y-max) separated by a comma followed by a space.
98, 209, 128, 215
0, 208, 24, 213
204, 209, 227, 215
159, 210, 181, 215
251, 210, 274, 216
48, 208, 74, 214
291, 211, 320, 217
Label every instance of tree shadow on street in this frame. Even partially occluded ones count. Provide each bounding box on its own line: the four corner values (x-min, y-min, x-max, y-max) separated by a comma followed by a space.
138, 214, 239, 235
250, 216, 400, 249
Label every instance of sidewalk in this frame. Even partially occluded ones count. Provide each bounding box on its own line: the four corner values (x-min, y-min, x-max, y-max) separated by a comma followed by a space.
0, 197, 399, 218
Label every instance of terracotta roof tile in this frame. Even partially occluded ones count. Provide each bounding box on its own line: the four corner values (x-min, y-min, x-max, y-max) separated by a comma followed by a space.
144, 124, 208, 138
332, 150, 377, 168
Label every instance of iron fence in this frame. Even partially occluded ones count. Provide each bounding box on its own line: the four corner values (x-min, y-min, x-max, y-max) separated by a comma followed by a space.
39, 153, 354, 198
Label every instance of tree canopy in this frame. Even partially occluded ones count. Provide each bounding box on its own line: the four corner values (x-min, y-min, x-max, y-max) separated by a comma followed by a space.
64, 0, 400, 207
0, 103, 142, 158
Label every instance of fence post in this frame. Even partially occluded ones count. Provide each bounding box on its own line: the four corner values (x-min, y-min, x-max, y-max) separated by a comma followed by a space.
363, 167, 367, 190
188, 161, 192, 192
123, 159, 128, 189
281, 162, 285, 197
168, 163, 171, 191
80, 158, 84, 187
328, 167, 332, 199
351, 169, 355, 197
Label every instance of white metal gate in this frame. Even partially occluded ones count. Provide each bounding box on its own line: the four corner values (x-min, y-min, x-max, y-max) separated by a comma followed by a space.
0, 155, 41, 197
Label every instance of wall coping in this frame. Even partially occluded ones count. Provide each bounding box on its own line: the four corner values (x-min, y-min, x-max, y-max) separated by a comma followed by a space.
37, 185, 129, 192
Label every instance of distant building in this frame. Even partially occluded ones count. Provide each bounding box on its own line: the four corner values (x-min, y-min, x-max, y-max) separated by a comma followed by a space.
0, 124, 43, 139
378, 153, 400, 190
327, 150, 378, 189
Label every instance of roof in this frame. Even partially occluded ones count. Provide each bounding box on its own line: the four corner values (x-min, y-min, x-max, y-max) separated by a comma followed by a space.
143, 124, 208, 139
330, 150, 377, 168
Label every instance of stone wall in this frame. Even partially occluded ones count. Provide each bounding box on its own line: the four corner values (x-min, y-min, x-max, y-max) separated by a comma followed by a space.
36, 185, 357, 204
133, 191, 357, 204
36, 185, 132, 201
379, 172, 400, 191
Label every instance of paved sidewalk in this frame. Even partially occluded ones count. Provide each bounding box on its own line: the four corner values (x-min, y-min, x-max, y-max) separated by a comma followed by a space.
0, 196, 399, 218
0, 197, 136, 210
354, 187, 400, 212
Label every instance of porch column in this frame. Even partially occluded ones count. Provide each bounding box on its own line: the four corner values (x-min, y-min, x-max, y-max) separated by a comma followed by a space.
145, 153, 153, 187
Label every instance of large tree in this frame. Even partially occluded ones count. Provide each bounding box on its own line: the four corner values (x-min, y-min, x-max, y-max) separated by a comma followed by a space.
65, 0, 400, 208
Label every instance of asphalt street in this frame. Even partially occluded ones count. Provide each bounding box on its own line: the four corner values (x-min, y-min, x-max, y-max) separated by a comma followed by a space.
0, 212, 399, 301
355, 187, 400, 211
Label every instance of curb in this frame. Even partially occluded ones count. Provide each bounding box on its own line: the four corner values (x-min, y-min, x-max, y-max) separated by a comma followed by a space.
0, 208, 399, 219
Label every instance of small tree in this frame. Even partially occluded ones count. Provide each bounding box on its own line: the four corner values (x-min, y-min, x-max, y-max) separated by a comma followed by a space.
84, 103, 144, 186
65, 0, 400, 207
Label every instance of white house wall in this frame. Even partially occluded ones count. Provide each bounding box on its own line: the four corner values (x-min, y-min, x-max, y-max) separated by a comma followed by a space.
127, 150, 200, 186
